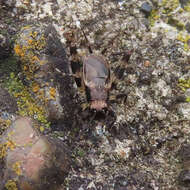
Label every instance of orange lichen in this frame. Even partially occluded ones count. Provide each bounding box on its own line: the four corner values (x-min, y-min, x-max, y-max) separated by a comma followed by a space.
32, 83, 40, 93
14, 30, 47, 82
6, 73, 49, 127
14, 44, 25, 57
31, 55, 39, 62
11, 27, 51, 128
49, 87, 56, 100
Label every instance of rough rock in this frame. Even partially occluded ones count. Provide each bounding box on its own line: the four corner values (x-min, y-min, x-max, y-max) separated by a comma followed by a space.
0, 117, 71, 190
0, 0, 190, 189
14, 24, 79, 121
140, 2, 152, 17
0, 86, 18, 115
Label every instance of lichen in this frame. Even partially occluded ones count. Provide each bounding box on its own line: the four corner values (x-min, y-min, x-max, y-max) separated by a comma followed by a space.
167, 17, 185, 30
149, 9, 160, 27
32, 82, 40, 93
183, 2, 190, 12
14, 29, 46, 81
0, 118, 11, 135
5, 180, 18, 190
12, 161, 22, 176
0, 139, 16, 158
186, 96, 190, 102
178, 78, 190, 91
162, 0, 180, 15
177, 33, 190, 52
49, 87, 56, 100
5, 72, 50, 128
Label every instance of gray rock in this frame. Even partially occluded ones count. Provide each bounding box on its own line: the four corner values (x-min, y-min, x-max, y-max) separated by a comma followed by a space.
140, 2, 152, 16
139, 70, 152, 85
14, 24, 79, 121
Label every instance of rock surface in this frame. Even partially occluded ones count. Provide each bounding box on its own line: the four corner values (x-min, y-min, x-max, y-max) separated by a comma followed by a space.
0, 0, 190, 189
14, 24, 78, 121
0, 117, 71, 190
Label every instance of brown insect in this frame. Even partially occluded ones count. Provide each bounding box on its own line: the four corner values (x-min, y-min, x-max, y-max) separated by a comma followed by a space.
82, 54, 112, 111
62, 29, 112, 111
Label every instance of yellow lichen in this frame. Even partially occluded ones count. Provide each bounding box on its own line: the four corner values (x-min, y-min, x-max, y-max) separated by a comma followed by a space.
178, 78, 190, 91
0, 118, 11, 134
184, 2, 190, 11
0, 139, 16, 158
40, 126, 45, 132
5, 73, 50, 128
186, 96, 190, 102
177, 33, 190, 52
12, 161, 22, 176
14, 28, 47, 81
32, 82, 40, 93
5, 180, 18, 190
14, 44, 25, 57
49, 87, 56, 100
21, 25, 31, 30
149, 9, 160, 27
162, 0, 179, 14
11, 27, 51, 130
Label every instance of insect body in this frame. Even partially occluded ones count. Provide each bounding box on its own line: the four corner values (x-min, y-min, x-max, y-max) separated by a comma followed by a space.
82, 54, 112, 111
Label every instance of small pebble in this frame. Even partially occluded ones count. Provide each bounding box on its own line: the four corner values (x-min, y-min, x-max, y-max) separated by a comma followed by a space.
140, 2, 152, 16
139, 71, 152, 85
144, 60, 150, 67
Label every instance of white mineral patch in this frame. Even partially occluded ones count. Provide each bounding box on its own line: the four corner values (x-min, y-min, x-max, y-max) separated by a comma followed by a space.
152, 22, 178, 40
155, 79, 172, 97
114, 138, 133, 159
178, 103, 190, 119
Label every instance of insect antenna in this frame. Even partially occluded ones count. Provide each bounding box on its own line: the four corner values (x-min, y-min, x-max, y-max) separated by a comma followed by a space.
81, 28, 93, 54
64, 1, 93, 54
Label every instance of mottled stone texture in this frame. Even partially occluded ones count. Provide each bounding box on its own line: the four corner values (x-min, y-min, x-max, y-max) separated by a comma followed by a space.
178, 144, 190, 187
14, 24, 78, 122
0, 86, 18, 114
0, 117, 71, 190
